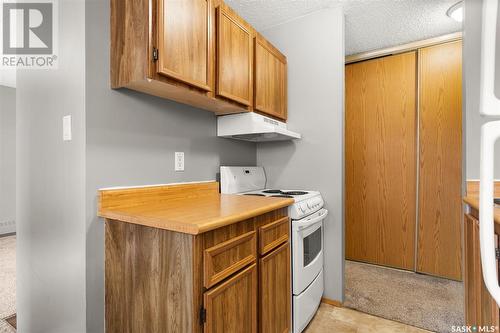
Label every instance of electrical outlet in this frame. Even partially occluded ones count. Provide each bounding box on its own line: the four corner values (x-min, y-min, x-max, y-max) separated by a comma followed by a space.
175, 152, 184, 171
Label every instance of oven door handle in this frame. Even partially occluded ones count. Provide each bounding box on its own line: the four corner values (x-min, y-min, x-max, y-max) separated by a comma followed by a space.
296, 209, 328, 231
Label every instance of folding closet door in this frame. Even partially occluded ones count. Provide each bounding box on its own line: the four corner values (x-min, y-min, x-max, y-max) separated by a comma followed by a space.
345, 52, 418, 270
416, 40, 463, 281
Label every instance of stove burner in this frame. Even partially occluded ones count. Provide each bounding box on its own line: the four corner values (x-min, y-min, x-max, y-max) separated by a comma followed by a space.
271, 195, 294, 198
244, 193, 265, 196
281, 191, 309, 196
262, 189, 282, 194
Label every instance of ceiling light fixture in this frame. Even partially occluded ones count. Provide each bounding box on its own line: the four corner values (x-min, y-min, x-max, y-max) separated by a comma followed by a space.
447, 1, 464, 22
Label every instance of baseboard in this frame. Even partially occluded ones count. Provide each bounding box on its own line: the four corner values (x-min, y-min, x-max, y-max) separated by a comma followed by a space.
321, 297, 343, 307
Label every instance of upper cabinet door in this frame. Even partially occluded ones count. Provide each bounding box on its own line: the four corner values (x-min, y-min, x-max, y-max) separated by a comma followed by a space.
216, 7, 253, 106
157, 0, 212, 91
254, 37, 287, 120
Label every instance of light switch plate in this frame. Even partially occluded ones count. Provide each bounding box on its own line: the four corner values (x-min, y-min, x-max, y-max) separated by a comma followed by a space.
175, 152, 184, 171
63, 115, 72, 141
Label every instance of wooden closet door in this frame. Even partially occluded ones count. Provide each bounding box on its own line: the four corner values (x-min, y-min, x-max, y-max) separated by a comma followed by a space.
417, 41, 462, 280
345, 52, 417, 270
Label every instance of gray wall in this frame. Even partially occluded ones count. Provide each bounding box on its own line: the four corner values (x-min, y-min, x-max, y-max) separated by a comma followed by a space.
257, 8, 345, 302
464, 0, 500, 179
0, 86, 16, 235
16, 0, 87, 332
85, 1, 256, 331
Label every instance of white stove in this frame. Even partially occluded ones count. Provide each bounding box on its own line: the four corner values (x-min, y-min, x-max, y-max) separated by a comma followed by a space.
239, 189, 324, 220
220, 166, 324, 219
220, 166, 326, 333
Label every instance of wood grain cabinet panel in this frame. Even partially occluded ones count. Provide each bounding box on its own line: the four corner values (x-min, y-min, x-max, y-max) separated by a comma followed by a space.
204, 264, 258, 333
345, 51, 417, 270
464, 214, 478, 325
204, 230, 257, 288
104, 193, 291, 333
258, 216, 289, 256
157, 0, 212, 90
464, 213, 500, 327
111, 0, 289, 118
105, 220, 199, 333
259, 242, 291, 333
254, 37, 287, 120
417, 41, 463, 280
216, 6, 253, 106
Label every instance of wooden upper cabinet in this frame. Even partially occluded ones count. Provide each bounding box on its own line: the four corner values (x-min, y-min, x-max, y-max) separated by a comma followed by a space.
157, 0, 212, 91
254, 37, 287, 120
216, 6, 253, 106
111, 0, 288, 118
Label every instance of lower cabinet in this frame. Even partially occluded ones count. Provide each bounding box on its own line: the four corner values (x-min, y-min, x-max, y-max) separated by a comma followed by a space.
204, 264, 258, 333
260, 242, 291, 333
202, 208, 291, 333
204, 242, 292, 333
105, 207, 291, 333
464, 213, 500, 327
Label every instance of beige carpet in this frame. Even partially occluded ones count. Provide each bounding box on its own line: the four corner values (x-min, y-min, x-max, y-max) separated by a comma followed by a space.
344, 260, 464, 333
0, 236, 16, 333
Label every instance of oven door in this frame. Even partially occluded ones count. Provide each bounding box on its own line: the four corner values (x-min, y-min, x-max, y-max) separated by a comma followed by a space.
292, 208, 328, 295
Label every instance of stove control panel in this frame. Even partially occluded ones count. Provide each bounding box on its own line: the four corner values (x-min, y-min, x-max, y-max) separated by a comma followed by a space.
290, 196, 324, 220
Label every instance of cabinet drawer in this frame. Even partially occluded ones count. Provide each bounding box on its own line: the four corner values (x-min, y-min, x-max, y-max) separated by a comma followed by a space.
259, 217, 289, 256
204, 230, 257, 288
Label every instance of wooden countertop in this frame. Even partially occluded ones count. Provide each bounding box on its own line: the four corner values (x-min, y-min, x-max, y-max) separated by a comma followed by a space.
463, 196, 500, 225
98, 181, 294, 235
463, 181, 500, 225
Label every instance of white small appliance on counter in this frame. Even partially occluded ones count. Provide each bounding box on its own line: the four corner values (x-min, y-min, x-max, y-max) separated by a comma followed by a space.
220, 166, 326, 333
217, 113, 301, 142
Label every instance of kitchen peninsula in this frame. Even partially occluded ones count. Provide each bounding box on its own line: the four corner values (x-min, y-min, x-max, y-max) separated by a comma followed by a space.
98, 181, 294, 333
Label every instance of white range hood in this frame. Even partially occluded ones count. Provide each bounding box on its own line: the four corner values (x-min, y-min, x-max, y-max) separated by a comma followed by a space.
217, 113, 301, 142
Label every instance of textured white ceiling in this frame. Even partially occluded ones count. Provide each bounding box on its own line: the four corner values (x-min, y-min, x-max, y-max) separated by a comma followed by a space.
225, 0, 463, 55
